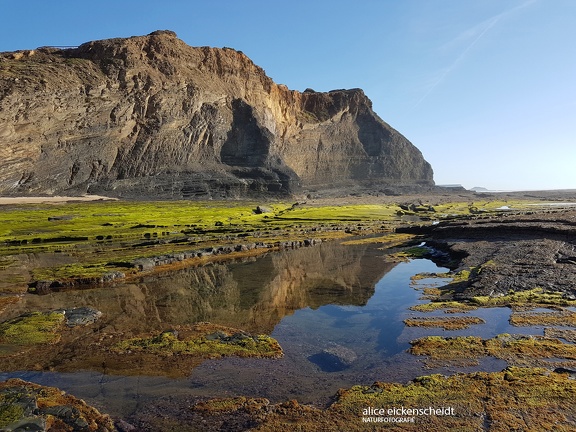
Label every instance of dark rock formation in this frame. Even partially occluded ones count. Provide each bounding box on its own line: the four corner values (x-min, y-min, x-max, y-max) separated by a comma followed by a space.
0, 30, 434, 198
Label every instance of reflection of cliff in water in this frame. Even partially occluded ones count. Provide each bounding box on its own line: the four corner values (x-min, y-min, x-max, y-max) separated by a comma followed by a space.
13, 240, 396, 336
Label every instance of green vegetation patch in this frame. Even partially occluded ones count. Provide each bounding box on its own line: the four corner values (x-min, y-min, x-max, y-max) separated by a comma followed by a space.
409, 301, 478, 313
510, 309, 576, 326
112, 325, 282, 359
274, 204, 398, 222
410, 336, 486, 362
432, 199, 540, 217
341, 233, 415, 246
472, 288, 576, 308
0, 402, 24, 429
0, 312, 65, 345
544, 328, 576, 343
0, 200, 287, 247
391, 246, 431, 261
404, 316, 485, 330
411, 334, 576, 368
331, 367, 576, 431
0, 200, 402, 286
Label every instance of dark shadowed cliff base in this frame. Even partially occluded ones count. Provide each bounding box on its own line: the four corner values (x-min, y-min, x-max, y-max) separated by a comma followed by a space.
0, 30, 433, 200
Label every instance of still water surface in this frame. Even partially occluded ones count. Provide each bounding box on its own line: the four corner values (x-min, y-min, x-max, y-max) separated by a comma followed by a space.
0, 240, 543, 417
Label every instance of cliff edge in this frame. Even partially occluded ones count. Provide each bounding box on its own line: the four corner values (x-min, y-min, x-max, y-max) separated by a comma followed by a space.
0, 30, 434, 198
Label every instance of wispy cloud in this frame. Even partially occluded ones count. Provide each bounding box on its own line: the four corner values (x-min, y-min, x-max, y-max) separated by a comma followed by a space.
413, 0, 539, 109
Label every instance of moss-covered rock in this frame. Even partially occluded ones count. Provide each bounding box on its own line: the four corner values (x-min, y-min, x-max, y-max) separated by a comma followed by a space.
0, 311, 65, 345
112, 323, 282, 359
0, 378, 114, 431
180, 367, 576, 431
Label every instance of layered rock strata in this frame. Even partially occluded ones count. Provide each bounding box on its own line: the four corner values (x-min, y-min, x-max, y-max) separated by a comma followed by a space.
0, 30, 434, 198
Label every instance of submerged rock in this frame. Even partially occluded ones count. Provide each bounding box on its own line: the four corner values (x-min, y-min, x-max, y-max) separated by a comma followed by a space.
309, 343, 358, 372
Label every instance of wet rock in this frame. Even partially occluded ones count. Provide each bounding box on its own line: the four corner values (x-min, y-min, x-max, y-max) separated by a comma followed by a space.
60, 307, 102, 327
115, 419, 138, 431
554, 368, 576, 378
234, 244, 247, 252
205, 330, 256, 345
218, 246, 234, 254
30, 280, 63, 295
254, 206, 272, 214
102, 270, 125, 282
132, 258, 156, 271
205, 331, 228, 341
40, 405, 90, 429
308, 344, 357, 372
1, 418, 46, 431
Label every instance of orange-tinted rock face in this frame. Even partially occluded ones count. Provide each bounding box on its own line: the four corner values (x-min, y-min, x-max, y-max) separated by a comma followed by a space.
0, 30, 434, 198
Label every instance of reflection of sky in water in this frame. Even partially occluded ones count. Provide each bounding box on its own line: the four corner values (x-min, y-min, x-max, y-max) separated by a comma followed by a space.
273, 259, 449, 358
0, 257, 558, 415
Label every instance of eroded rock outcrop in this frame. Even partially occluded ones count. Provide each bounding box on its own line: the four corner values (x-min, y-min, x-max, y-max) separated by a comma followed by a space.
0, 30, 434, 198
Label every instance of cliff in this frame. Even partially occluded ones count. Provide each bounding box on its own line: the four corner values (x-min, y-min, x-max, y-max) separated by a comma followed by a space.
0, 30, 434, 198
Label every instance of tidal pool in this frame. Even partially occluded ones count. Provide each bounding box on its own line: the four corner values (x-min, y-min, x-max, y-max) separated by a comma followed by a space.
0, 240, 544, 417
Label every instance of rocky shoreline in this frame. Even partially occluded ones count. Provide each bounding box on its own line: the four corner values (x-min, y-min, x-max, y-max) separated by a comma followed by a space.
3, 193, 576, 430
399, 208, 576, 300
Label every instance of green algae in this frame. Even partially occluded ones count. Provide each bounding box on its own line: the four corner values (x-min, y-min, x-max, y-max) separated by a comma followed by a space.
0, 402, 24, 429
273, 204, 399, 222
409, 301, 478, 312
341, 233, 415, 246
510, 309, 576, 326
0, 201, 399, 249
112, 328, 283, 359
0, 312, 65, 345
411, 334, 576, 367
472, 287, 576, 307
0, 200, 403, 285
431, 199, 540, 217
404, 316, 485, 330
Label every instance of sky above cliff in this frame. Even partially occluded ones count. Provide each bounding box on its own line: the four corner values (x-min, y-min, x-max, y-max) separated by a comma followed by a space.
2, 0, 574, 191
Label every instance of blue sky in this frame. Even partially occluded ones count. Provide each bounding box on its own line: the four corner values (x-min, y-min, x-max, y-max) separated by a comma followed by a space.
2, 0, 575, 191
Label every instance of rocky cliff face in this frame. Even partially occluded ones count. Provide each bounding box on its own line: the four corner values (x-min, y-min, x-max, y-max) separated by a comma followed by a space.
0, 30, 434, 198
